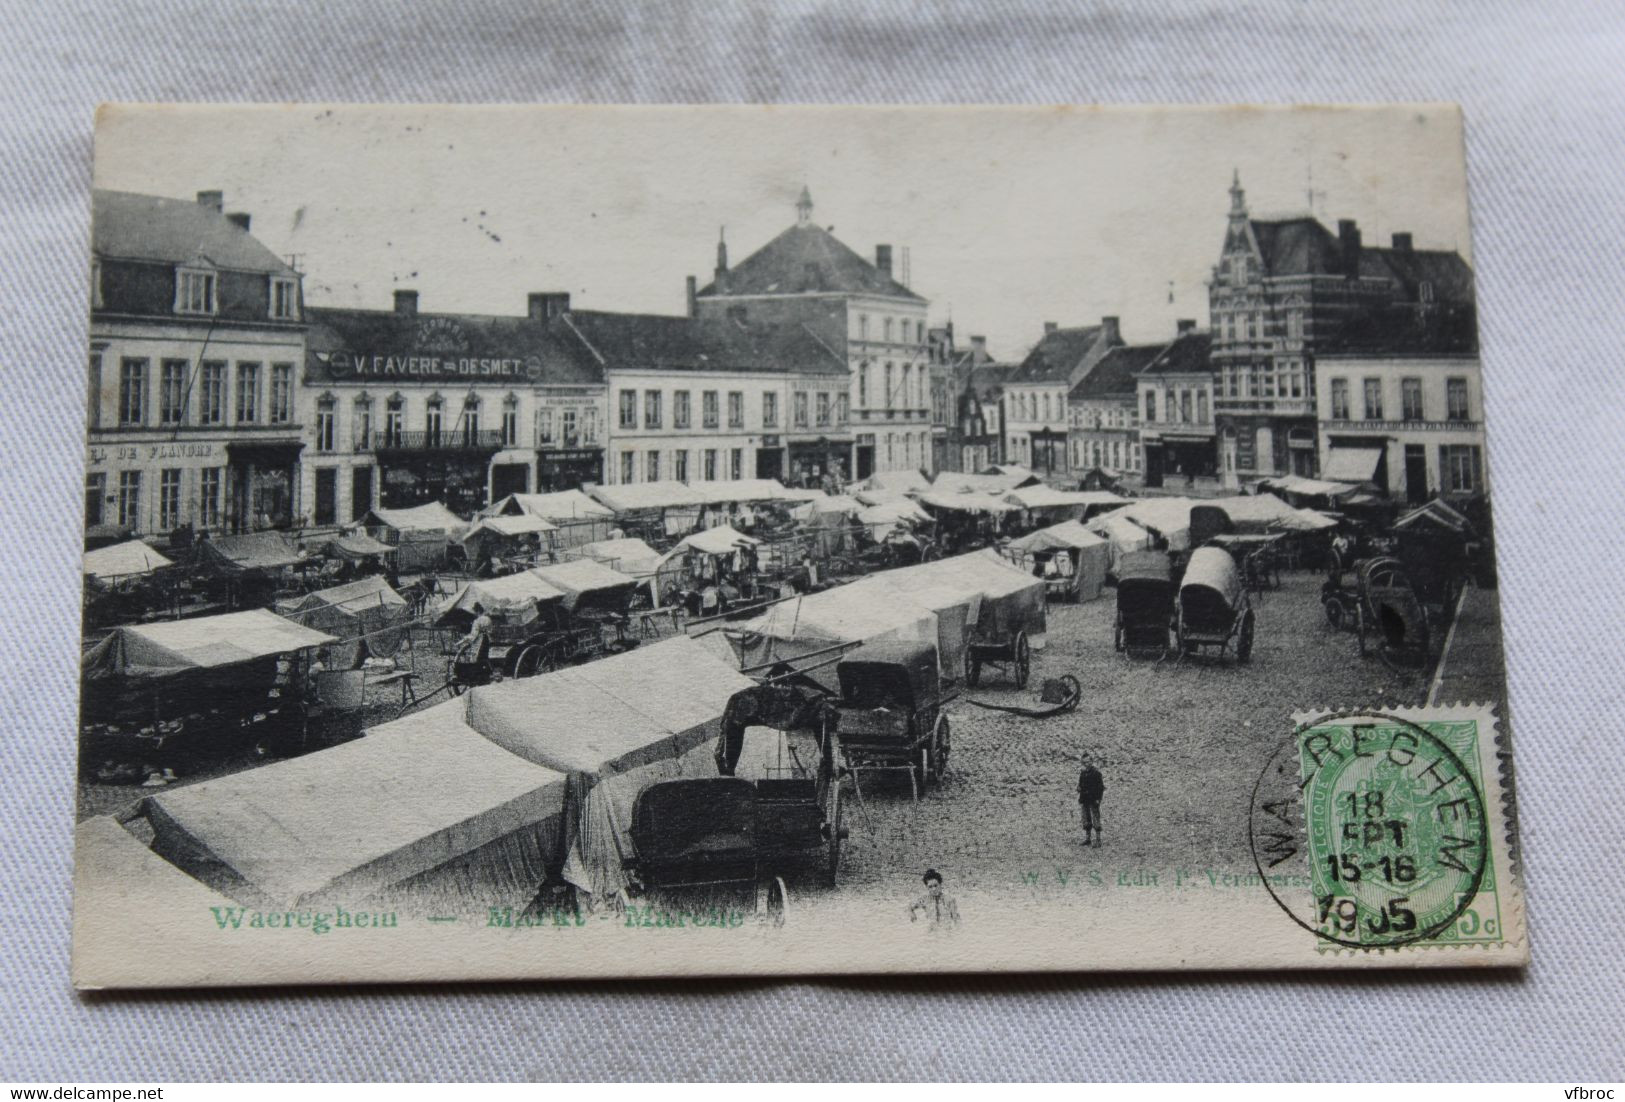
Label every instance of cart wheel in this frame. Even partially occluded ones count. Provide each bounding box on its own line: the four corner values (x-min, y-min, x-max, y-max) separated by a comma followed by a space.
966, 654, 981, 688
513, 645, 545, 679
1237, 610, 1255, 664
1013, 631, 1030, 688
1324, 599, 1343, 630
915, 745, 931, 794
930, 713, 951, 782
824, 785, 843, 887
765, 876, 791, 928
449, 680, 467, 697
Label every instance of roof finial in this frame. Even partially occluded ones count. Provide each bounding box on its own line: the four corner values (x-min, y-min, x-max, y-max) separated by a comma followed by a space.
716, 226, 728, 275
1229, 169, 1247, 216
796, 185, 813, 226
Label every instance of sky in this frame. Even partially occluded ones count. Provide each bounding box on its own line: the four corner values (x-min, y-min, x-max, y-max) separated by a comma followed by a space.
94, 104, 1473, 360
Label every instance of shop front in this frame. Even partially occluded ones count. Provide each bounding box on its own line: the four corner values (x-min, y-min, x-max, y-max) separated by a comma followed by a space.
754, 436, 786, 482
537, 448, 604, 492
374, 434, 502, 516
1147, 433, 1217, 487
226, 440, 305, 532
789, 435, 850, 488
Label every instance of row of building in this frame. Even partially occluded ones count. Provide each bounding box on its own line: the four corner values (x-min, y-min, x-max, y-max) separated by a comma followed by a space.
940, 173, 1485, 506
87, 177, 1487, 542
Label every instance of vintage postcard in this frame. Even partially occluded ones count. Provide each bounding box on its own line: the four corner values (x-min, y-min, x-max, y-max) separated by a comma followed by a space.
73, 104, 1524, 987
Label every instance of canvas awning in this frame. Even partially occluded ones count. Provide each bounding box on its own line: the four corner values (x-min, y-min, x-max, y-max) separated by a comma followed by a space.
197, 531, 300, 573
531, 559, 640, 612
665, 524, 761, 558
84, 539, 173, 581
82, 609, 336, 681
577, 537, 664, 577
901, 549, 1048, 648
439, 571, 567, 626
933, 470, 1036, 494
587, 481, 707, 513
463, 514, 558, 542
275, 575, 412, 667
687, 478, 790, 505
488, 490, 614, 521
1121, 498, 1197, 550
1262, 475, 1361, 500
1008, 520, 1109, 555
140, 699, 568, 910
326, 532, 395, 560
853, 469, 931, 494
363, 502, 467, 534
809, 494, 863, 516
728, 585, 941, 681
919, 490, 1020, 515
1004, 485, 1130, 513
1393, 498, 1474, 535
1088, 512, 1153, 571
1321, 445, 1386, 484
1005, 521, 1111, 602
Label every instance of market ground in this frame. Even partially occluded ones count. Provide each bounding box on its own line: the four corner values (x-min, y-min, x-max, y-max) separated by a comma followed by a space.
77, 569, 1510, 919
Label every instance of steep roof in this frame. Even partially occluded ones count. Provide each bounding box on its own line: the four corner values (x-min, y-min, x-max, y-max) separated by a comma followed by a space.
1318, 302, 1480, 357
560, 309, 848, 377
1070, 343, 1165, 401
1249, 217, 1343, 278
1136, 331, 1211, 377
1363, 247, 1476, 304
92, 190, 294, 274
698, 223, 926, 303
968, 363, 1015, 397
1010, 326, 1106, 385
303, 306, 603, 386
1247, 214, 1475, 304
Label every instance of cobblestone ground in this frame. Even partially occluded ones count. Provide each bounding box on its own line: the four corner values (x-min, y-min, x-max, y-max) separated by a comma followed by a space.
799, 569, 1495, 912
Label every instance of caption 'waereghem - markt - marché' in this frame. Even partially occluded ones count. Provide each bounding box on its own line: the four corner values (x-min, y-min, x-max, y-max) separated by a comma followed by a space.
74, 108, 1517, 985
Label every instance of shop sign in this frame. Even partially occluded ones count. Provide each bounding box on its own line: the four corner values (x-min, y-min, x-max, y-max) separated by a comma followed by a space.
89, 441, 217, 465
317, 319, 542, 380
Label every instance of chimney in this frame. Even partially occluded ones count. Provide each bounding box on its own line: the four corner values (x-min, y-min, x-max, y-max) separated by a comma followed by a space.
1339, 219, 1363, 278
686, 275, 698, 319
543, 292, 571, 318
715, 228, 728, 278
527, 293, 547, 321
394, 289, 418, 316
1043, 321, 1058, 335
1177, 318, 1196, 335
1391, 232, 1413, 253
1101, 316, 1121, 345
225, 212, 251, 232
196, 190, 223, 213
875, 244, 893, 276
970, 335, 988, 362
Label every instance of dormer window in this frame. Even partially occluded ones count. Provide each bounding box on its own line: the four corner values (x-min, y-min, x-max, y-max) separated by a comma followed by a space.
270, 276, 299, 320
176, 268, 217, 315
1419, 281, 1435, 304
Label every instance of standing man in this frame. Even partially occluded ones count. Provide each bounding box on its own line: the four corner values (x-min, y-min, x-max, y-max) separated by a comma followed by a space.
457, 602, 494, 666
1077, 754, 1105, 847
906, 869, 960, 930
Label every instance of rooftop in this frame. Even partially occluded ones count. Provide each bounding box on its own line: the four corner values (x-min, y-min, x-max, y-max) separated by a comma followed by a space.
1069, 342, 1165, 401
93, 189, 295, 275
1136, 330, 1212, 377
1010, 325, 1107, 385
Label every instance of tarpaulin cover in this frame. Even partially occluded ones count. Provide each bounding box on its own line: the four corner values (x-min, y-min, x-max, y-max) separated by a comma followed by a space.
777, 486, 828, 502
364, 502, 467, 534
531, 558, 640, 612
728, 584, 940, 683
858, 499, 932, 533
1262, 475, 1360, 500
588, 481, 707, 513
140, 699, 567, 910
901, 549, 1048, 648
919, 490, 1020, 514
73, 817, 234, 928
1321, 445, 1386, 484
276, 575, 412, 668
1181, 546, 1243, 609
809, 494, 863, 516
1278, 507, 1339, 531
82, 609, 336, 681
440, 571, 566, 625
196, 531, 300, 573
488, 490, 613, 520
461, 514, 558, 544
931, 470, 1036, 494
844, 572, 980, 675
1207, 494, 1301, 531
1006, 520, 1111, 601
84, 539, 173, 581
327, 532, 395, 560
1008, 520, 1109, 556
1089, 514, 1152, 574
1122, 498, 1197, 550
853, 468, 931, 494
1005, 485, 1130, 514
662, 524, 760, 559
854, 487, 915, 507
688, 478, 790, 504
578, 538, 664, 578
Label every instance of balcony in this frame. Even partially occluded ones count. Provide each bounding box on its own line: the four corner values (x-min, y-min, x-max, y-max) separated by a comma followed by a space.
370, 429, 506, 452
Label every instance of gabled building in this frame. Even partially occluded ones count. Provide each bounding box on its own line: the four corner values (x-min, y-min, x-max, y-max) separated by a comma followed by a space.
1068, 339, 1161, 478
557, 307, 849, 487
88, 189, 307, 541
1136, 322, 1216, 487
930, 328, 1011, 473
1010, 318, 1122, 477
1210, 172, 1475, 486
693, 187, 928, 480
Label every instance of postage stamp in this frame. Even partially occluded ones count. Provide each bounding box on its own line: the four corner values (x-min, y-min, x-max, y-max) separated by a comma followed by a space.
72, 104, 1527, 987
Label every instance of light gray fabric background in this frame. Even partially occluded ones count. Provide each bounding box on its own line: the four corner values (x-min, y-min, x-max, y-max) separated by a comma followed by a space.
2, 0, 1621, 1082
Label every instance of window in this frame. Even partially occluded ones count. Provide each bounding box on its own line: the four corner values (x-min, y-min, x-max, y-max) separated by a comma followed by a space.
674, 390, 692, 429
702, 390, 719, 429
1362, 377, 1383, 421
1144, 391, 1156, 422
1286, 310, 1304, 340
1042, 393, 1052, 422
837, 394, 849, 424
1197, 392, 1208, 423
235, 362, 259, 423
270, 363, 293, 424
461, 398, 480, 446
859, 315, 869, 342
816, 392, 831, 427
1447, 377, 1470, 422
200, 468, 222, 529
618, 390, 638, 429
643, 390, 662, 429
85, 472, 105, 528
537, 407, 556, 447
794, 391, 810, 428
620, 451, 636, 483
901, 366, 912, 410
159, 360, 187, 425
1330, 378, 1350, 421
1420, 282, 1435, 304
175, 269, 217, 315
730, 448, 743, 480
502, 397, 519, 446
159, 468, 182, 530
425, 398, 443, 444
353, 397, 372, 451
916, 321, 925, 345
315, 399, 336, 452
673, 449, 689, 482
118, 358, 146, 425
728, 391, 744, 429
560, 407, 581, 448
117, 470, 141, 529
1180, 390, 1192, 423
200, 361, 225, 425
884, 318, 894, 343
703, 449, 718, 480
646, 450, 660, 481
385, 396, 404, 446
270, 277, 298, 320
1402, 378, 1424, 422
762, 392, 778, 428
884, 364, 894, 410
859, 363, 869, 407
87, 351, 104, 428
1441, 444, 1482, 493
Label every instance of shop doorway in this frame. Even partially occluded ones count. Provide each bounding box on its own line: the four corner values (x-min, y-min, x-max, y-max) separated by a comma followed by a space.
756, 448, 784, 481
491, 462, 530, 501
855, 444, 874, 481
1405, 446, 1428, 504
351, 466, 374, 522
314, 468, 338, 526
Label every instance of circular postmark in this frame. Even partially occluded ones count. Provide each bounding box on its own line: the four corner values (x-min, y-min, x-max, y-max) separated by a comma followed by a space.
1248, 710, 1488, 949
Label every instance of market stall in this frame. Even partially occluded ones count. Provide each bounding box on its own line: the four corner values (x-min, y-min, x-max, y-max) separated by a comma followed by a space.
587, 481, 708, 541
362, 503, 468, 573
275, 575, 413, 670
459, 513, 558, 575
1006, 520, 1112, 602
1088, 511, 1153, 574
484, 490, 616, 550
722, 583, 941, 686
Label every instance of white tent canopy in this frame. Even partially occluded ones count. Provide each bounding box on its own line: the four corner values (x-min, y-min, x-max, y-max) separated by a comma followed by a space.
1121, 498, 1198, 550
141, 700, 568, 910
578, 537, 664, 577
726, 584, 941, 682
932, 470, 1035, 494
1262, 475, 1361, 500
663, 524, 761, 559
687, 478, 791, 504
1088, 512, 1153, 572
901, 549, 1049, 648
588, 481, 707, 513
1005, 485, 1130, 514
441, 571, 566, 624
82, 609, 336, 680
531, 558, 640, 610
84, 539, 173, 581
462, 514, 558, 542
489, 490, 614, 521
1006, 520, 1111, 602
853, 469, 931, 495
364, 502, 467, 534
919, 490, 1020, 515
